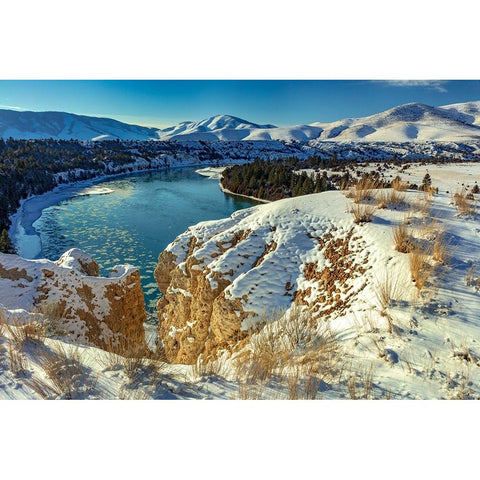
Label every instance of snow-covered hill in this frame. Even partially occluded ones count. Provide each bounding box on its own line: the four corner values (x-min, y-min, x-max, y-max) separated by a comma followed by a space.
157, 102, 480, 142
0, 109, 159, 141
315, 103, 480, 142
2, 101, 480, 142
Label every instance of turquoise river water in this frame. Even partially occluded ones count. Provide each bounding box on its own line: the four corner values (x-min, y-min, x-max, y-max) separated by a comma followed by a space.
32, 168, 258, 316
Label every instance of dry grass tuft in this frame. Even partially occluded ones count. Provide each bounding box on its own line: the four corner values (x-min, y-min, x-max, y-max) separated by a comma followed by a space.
351, 175, 380, 203
192, 355, 227, 379
432, 233, 451, 264
452, 187, 477, 217
465, 263, 476, 286
23, 344, 97, 399
391, 177, 409, 191
347, 364, 374, 399
409, 246, 435, 291
409, 193, 432, 219
392, 223, 413, 253
373, 268, 405, 321
8, 341, 29, 376
351, 203, 376, 224
375, 190, 389, 209
234, 308, 341, 399
34, 302, 70, 337
5, 319, 46, 352
388, 188, 406, 208
0, 310, 6, 337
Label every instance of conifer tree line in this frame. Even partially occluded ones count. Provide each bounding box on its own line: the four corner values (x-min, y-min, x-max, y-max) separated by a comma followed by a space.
221, 157, 347, 201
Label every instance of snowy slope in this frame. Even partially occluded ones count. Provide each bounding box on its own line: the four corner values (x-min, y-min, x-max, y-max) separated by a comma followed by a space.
157, 102, 480, 142
0, 109, 160, 140
2, 101, 480, 142
156, 114, 276, 141
439, 100, 480, 126
317, 103, 480, 142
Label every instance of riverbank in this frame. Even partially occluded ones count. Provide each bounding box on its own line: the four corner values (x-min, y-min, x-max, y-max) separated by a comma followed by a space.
9, 159, 254, 259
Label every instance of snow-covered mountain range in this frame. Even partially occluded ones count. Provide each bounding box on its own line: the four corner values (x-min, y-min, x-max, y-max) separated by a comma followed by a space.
1, 101, 480, 142
0, 109, 159, 141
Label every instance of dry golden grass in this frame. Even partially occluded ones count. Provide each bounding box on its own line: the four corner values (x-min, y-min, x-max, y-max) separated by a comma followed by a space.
373, 268, 407, 334
192, 355, 227, 378
392, 223, 413, 253
5, 318, 46, 352
118, 387, 152, 400
452, 187, 477, 217
351, 202, 376, 224
375, 190, 389, 209
409, 193, 432, 219
351, 175, 381, 204
347, 364, 374, 399
465, 263, 476, 286
389, 188, 406, 208
432, 233, 451, 264
417, 217, 441, 241
34, 302, 68, 337
391, 177, 409, 191
0, 310, 6, 337
373, 269, 405, 323
409, 246, 435, 291
7, 341, 29, 376
23, 343, 98, 399
234, 308, 341, 399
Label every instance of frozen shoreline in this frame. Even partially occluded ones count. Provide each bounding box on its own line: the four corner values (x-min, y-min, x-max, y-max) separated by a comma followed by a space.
9, 161, 251, 260
9, 178, 120, 259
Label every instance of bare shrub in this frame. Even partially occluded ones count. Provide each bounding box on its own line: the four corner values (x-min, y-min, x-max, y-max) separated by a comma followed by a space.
351, 203, 376, 224
393, 223, 413, 253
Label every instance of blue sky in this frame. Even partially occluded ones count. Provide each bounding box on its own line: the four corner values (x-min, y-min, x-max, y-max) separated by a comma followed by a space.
0, 80, 479, 128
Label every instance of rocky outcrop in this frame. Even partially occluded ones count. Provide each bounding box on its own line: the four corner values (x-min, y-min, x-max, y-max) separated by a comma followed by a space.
0, 248, 147, 354
154, 192, 374, 365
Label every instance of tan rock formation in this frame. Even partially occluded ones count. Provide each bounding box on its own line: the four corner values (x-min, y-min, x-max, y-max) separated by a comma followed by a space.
0, 248, 147, 354
154, 192, 375, 365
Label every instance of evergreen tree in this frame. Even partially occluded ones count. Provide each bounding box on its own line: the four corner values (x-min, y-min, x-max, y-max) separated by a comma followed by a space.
0, 228, 15, 254
421, 173, 432, 191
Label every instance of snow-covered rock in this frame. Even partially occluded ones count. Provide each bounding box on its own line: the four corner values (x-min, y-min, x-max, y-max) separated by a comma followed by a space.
154, 191, 398, 363
0, 248, 147, 352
